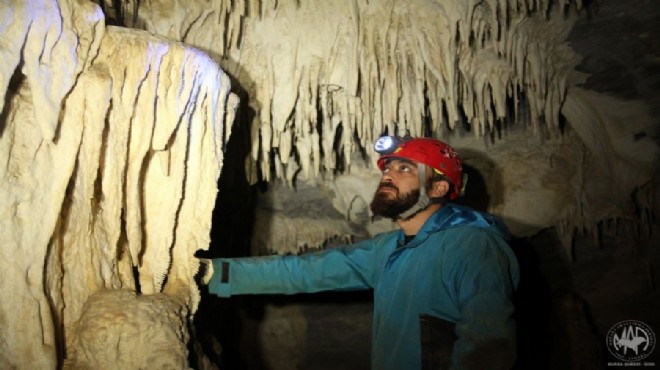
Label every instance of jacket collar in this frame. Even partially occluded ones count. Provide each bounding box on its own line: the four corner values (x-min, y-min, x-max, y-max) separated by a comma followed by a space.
396, 203, 510, 248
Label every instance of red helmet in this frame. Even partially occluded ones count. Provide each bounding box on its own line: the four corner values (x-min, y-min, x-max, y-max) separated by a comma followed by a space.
376, 137, 463, 199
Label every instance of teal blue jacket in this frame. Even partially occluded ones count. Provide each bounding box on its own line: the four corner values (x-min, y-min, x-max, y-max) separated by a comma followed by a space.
209, 204, 520, 369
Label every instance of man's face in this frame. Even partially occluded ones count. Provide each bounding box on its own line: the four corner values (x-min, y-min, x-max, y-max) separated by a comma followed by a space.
370, 159, 422, 219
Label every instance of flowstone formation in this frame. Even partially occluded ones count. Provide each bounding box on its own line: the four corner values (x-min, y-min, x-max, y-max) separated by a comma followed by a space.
0, 0, 236, 368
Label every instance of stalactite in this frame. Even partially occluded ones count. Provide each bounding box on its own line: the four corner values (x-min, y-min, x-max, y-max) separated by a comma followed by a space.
114, 0, 581, 184
0, 0, 103, 142
252, 209, 354, 256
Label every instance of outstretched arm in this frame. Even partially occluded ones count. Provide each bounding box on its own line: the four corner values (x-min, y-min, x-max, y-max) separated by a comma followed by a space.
208, 239, 380, 297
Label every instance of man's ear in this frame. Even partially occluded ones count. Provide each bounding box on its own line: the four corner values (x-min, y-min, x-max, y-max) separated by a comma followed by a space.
429, 180, 449, 198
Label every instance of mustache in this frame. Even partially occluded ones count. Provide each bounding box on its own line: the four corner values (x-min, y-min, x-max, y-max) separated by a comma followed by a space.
377, 182, 398, 191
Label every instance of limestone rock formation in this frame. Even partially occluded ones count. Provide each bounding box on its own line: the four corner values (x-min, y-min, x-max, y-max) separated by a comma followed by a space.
0, 0, 235, 368
65, 289, 189, 369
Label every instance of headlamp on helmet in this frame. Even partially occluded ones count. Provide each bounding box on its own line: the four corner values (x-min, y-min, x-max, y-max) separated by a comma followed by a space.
374, 135, 402, 155
374, 135, 465, 200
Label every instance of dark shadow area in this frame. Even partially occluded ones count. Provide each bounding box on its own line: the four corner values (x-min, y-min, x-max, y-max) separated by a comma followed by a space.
570, 0, 660, 124
0, 65, 24, 138
453, 162, 491, 212
260, 291, 372, 370
194, 281, 374, 370
510, 228, 608, 370
509, 236, 554, 370
192, 69, 265, 369
452, 150, 505, 212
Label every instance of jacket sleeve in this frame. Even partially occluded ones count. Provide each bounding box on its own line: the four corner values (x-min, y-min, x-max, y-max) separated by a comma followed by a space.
443, 228, 520, 370
208, 239, 380, 297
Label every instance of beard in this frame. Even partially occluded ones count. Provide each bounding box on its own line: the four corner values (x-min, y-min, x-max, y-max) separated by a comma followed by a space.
369, 182, 421, 220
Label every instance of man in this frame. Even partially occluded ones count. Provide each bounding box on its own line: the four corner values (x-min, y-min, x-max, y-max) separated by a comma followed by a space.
205, 136, 520, 369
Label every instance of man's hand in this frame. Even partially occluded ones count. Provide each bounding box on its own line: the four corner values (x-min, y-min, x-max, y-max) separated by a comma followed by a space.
194, 250, 214, 285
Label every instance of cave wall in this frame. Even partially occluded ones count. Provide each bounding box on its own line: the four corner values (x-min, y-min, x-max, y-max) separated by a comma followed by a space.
0, 0, 235, 368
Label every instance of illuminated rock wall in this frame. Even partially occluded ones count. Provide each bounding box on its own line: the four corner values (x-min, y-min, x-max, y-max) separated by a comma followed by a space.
0, 0, 235, 368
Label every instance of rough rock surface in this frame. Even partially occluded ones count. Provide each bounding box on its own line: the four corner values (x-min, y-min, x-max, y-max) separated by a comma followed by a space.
1, 0, 235, 368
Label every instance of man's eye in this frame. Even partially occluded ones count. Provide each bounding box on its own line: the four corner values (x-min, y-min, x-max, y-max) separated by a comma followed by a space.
400, 165, 411, 172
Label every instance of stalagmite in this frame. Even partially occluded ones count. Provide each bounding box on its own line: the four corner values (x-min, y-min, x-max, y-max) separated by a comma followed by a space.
1, 0, 235, 367
64, 289, 190, 369
250, 180, 357, 256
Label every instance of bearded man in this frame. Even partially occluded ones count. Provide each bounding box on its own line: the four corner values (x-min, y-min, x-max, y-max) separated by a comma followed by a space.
204, 136, 520, 370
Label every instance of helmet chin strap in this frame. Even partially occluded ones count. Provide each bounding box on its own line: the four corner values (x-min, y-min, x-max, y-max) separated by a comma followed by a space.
397, 165, 430, 220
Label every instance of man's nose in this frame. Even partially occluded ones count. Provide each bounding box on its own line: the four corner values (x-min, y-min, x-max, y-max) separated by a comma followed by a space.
381, 172, 395, 182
